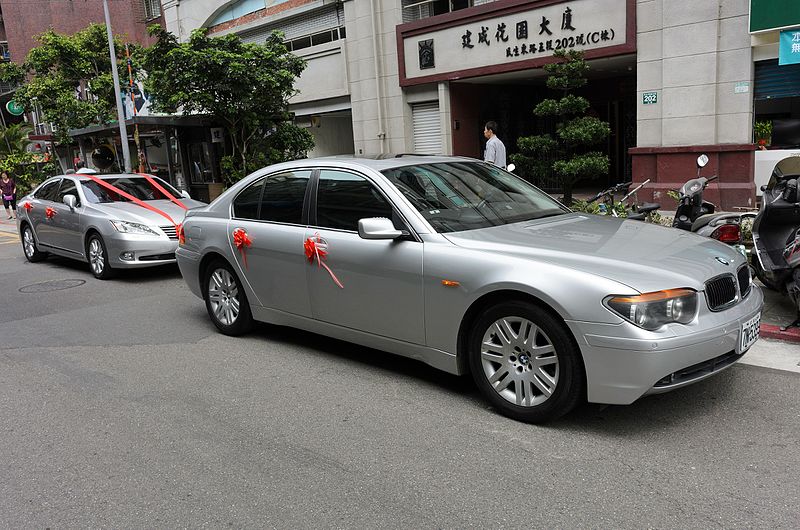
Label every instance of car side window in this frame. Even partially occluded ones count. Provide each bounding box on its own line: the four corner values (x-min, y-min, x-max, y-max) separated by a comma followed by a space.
35, 179, 61, 202
259, 170, 311, 224
232, 179, 264, 220
56, 178, 81, 207
316, 170, 398, 232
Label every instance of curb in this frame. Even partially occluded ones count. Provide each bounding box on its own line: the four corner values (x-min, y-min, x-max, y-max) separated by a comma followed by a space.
760, 323, 800, 344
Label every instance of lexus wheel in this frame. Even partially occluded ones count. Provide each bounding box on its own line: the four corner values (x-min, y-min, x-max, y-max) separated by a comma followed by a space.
204, 259, 253, 336
87, 234, 115, 280
21, 224, 47, 262
468, 301, 584, 423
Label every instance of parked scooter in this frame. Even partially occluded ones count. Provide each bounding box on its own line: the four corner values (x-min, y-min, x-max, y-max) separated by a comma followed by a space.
751, 156, 800, 329
672, 154, 749, 253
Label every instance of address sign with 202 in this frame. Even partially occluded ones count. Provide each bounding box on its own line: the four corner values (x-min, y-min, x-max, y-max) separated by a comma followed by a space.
459, 6, 617, 59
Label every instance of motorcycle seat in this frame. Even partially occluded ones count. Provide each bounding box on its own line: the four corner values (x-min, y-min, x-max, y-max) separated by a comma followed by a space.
637, 202, 661, 214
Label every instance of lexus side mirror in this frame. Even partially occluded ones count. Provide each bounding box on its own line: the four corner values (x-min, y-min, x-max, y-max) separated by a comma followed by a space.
180, 190, 191, 200
697, 154, 709, 168
63, 194, 77, 210
506, 163, 516, 173
358, 217, 403, 240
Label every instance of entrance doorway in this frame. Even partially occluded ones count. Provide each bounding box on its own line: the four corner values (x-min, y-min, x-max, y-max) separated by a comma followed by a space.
449, 54, 636, 195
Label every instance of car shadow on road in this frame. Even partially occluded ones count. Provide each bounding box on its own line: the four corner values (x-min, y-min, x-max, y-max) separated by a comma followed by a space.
28, 254, 182, 283
247, 321, 755, 432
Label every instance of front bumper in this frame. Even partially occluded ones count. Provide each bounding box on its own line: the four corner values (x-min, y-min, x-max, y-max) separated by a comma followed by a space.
105, 234, 179, 268
567, 285, 764, 405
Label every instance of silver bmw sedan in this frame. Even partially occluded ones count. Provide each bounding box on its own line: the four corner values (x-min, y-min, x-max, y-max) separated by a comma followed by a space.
18, 173, 205, 279
176, 156, 763, 423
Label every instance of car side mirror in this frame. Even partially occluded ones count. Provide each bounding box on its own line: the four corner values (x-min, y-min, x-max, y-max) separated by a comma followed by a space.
63, 194, 77, 210
506, 163, 516, 173
358, 217, 403, 240
180, 190, 191, 200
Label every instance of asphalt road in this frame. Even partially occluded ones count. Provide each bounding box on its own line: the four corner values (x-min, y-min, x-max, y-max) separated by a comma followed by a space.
1, 228, 798, 528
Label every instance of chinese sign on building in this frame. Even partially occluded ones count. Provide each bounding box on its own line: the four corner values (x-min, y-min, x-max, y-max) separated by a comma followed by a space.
779, 29, 800, 65
400, 0, 627, 84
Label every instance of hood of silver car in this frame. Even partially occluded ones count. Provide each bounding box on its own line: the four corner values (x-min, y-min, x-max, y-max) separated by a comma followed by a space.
89, 199, 205, 226
443, 213, 746, 293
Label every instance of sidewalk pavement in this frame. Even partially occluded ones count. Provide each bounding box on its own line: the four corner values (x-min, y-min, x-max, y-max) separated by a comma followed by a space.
1, 215, 797, 343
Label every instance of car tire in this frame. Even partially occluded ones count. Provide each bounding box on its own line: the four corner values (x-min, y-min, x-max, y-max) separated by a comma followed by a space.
204, 259, 253, 336
21, 224, 47, 263
468, 301, 585, 423
86, 234, 116, 280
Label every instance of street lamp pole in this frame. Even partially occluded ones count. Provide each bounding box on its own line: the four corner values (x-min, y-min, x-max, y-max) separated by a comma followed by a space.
103, 0, 132, 173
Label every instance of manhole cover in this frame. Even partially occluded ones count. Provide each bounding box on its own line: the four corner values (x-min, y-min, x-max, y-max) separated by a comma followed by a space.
19, 279, 86, 293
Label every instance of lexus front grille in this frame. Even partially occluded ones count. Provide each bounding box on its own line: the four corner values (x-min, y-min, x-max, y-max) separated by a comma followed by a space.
160, 225, 178, 241
705, 274, 737, 311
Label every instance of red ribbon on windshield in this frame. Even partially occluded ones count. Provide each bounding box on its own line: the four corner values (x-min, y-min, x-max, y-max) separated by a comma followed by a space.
304, 234, 344, 289
137, 172, 189, 211
82, 174, 182, 235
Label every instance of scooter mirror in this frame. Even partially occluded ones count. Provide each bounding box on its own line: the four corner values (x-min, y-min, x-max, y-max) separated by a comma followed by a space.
760, 185, 768, 192
697, 154, 709, 168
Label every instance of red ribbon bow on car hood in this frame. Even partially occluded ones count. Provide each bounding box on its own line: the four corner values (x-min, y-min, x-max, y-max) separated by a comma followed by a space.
304, 234, 344, 289
45, 206, 56, 219
233, 228, 252, 268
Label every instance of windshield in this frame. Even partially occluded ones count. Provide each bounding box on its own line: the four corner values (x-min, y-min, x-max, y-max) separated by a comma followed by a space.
81, 176, 182, 204
382, 162, 568, 233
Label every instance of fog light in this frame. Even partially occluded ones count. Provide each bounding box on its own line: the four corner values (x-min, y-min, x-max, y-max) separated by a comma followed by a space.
120, 251, 134, 261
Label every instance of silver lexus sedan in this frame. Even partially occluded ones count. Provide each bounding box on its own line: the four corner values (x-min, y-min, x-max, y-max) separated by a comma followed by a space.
18, 173, 205, 279
176, 156, 763, 423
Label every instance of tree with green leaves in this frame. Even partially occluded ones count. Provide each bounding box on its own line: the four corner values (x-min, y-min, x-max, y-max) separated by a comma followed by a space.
0, 123, 33, 156
0, 24, 135, 144
510, 49, 610, 204
142, 27, 313, 185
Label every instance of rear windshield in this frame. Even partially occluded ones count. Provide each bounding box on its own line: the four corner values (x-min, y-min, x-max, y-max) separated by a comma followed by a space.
382, 162, 568, 233
81, 177, 181, 204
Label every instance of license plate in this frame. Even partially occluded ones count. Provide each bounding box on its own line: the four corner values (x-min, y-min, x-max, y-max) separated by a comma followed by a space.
739, 313, 761, 353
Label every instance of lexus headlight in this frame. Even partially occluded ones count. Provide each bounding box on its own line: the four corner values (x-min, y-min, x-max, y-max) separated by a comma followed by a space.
605, 289, 698, 330
110, 220, 158, 236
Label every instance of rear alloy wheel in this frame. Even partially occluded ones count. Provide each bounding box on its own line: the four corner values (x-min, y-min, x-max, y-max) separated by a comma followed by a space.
87, 234, 115, 280
468, 301, 584, 423
21, 224, 47, 262
204, 260, 253, 336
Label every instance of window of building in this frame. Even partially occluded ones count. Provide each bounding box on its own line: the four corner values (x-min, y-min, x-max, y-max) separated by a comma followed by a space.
401, 0, 494, 23
143, 0, 161, 20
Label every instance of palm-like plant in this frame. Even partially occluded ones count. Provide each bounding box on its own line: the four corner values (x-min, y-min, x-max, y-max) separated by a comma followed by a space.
0, 122, 33, 156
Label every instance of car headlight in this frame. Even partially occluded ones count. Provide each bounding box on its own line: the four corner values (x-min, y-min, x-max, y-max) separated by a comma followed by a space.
109, 220, 159, 236
605, 289, 698, 330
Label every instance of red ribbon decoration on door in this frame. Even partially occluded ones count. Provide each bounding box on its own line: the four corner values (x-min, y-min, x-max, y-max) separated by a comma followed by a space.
82, 174, 182, 237
23, 202, 33, 212
45, 206, 56, 219
304, 234, 344, 289
232, 228, 251, 268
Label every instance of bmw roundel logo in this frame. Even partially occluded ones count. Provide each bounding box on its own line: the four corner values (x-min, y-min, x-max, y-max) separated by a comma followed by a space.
715, 256, 731, 266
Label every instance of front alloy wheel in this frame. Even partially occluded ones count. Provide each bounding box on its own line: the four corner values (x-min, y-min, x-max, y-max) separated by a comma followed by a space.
469, 301, 584, 423
204, 260, 253, 335
87, 235, 115, 280
22, 225, 46, 262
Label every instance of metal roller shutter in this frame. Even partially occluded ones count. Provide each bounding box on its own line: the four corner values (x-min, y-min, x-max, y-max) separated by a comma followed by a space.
755, 59, 800, 100
412, 102, 441, 155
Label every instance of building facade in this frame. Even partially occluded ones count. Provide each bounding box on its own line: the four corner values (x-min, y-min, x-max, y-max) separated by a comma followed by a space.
166, 0, 798, 208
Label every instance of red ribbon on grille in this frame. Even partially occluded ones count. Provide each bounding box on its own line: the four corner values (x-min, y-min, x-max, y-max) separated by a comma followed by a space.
233, 228, 251, 268
23, 202, 33, 212
45, 206, 56, 219
304, 234, 344, 289
137, 172, 189, 211
82, 174, 182, 237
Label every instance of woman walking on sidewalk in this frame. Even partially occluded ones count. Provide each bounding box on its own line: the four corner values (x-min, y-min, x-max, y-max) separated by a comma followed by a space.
1, 172, 17, 219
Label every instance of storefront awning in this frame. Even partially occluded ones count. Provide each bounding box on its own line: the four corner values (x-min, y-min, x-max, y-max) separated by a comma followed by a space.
68, 115, 218, 139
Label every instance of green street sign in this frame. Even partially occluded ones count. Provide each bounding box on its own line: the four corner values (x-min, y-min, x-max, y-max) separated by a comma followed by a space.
750, 0, 800, 33
642, 92, 658, 105
5, 100, 24, 116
